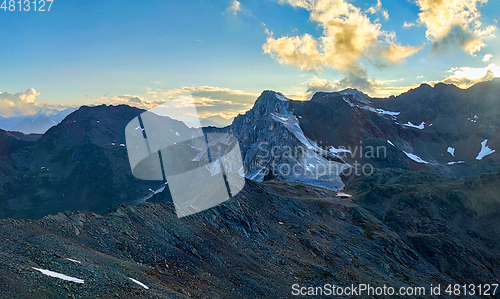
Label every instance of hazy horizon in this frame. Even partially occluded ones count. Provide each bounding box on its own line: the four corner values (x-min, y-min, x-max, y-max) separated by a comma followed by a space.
1, 0, 499, 119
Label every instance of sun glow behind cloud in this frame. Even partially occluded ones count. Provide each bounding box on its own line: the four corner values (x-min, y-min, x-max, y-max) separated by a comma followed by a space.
145, 86, 258, 119
441, 63, 500, 88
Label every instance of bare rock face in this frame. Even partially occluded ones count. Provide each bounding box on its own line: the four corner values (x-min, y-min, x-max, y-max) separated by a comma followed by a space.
228, 91, 348, 191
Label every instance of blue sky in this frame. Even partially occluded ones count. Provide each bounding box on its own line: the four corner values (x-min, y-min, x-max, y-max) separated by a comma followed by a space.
0, 0, 499, 118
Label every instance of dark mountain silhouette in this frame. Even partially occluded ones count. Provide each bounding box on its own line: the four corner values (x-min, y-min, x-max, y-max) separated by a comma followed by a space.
0, 129, 39, 156
0, 105, 174, 219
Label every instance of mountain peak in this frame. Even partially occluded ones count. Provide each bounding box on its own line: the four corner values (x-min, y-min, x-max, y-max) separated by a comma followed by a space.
259, 90, 289, 101
338, 88, 370, 103
34, 106, 59, 118
249, 91, 290, 115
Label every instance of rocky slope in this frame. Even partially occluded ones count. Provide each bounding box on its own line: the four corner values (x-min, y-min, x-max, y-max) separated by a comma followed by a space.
1, 176, 499, 298
0, 129, 38, 157
370, 80, 500, 178
0, 105, 170, 219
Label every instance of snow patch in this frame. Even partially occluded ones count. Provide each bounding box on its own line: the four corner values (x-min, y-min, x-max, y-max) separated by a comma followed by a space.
32, 268, 84, 284
271, 114, 288, 122
403, 151, 430, 164
403, 122, 425, 130
329, 147, 352, 154
447, 161, 465, 165
387, 140, 395, 147
65, 258, 81, 264
447, 147, 455, 157
275, 93, 288, 102
129, 277, 149, 289
336, 192, 352, 198
120, 144, 126, 147
476, 139, 496, 160
364, 106, 400, 116
342, 97, 399, 117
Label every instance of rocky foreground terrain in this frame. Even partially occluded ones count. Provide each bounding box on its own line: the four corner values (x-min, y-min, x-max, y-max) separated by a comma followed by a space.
0, 172, 499, 298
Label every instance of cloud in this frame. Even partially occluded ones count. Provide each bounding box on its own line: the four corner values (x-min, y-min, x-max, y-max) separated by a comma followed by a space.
298, 63, 500, 100
226, 0, 242, 16
415, 0, 496, 55
440, 63, 500, 88
366, 0, 389, 21
100, 95, 167, 110
430, 25, 487, 54
305, 72, 414, 98
146, 86, 259, 119
382, 10, 390, 21
403, 22, 416, 29
482, 53, 493, 62
0, 88, 42, 117
263, 0, 421, 73
373, 41, 424, 65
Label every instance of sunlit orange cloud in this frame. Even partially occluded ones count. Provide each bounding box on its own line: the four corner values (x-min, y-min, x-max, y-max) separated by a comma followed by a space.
415, 0, 496, 55
438, 63, 500, 88
0, 89, 41, 117
263, 0, 422, 73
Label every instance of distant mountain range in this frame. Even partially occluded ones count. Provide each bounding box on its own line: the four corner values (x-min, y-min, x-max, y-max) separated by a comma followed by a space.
0, 80, 499, 218
0, 115, 25, 131
0, 107, 232, 134
200, 115, 234, 127
224, 79, 500, 188
10, 107, 77, 134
